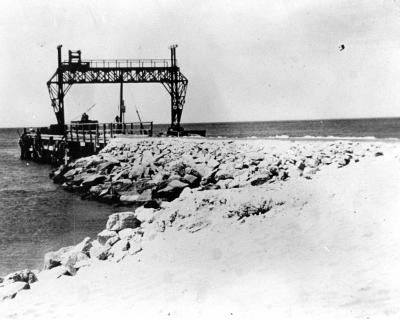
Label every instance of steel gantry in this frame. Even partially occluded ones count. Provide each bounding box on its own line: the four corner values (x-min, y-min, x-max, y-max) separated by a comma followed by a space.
47, 45, 188, 133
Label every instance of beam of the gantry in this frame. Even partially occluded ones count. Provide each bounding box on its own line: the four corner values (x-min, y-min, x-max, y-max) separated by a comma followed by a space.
119, 82, 124, 123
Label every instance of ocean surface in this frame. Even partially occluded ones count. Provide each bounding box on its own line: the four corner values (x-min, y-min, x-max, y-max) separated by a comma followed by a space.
0, 117, 399, 276
154, 117, 400, 139
0, 128, 134, 276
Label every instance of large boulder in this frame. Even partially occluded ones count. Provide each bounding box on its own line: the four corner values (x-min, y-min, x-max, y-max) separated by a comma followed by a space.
97, 161, 119, 173
89, 184, 103, 196
97, 231, 119, 245
111, 169, 129, 182
81, 174, 107, 187
44, 238, 91, 275
89, 240, 111, 260
3, 269, 38, 285
108, 239, 130, 261
141, 150, 154, 165
249, 174, 271, 186
214, 169, 234, 181
73, 237, 92, 255
182, 174, 200, 187
216, 179, 233, 189
246, 152, 265, 162
166, 160, 187, 176
134, 207, 156, 223
44, 246, 74, 270
52, 165, 69, 184
61, 251, 89, 276
155, 185, 183, 201
106, 212, 141, 231
105, 235, 120, 247
118, 228, 136, 240
55, 237, 92, 275
119, 189, 152, 205
207, 158, 220, 169
128, 165, 145, 180
112, 179, 133, 192
168, 180, 188, 189
63, 168, 80, 180
119, 193, 140, 204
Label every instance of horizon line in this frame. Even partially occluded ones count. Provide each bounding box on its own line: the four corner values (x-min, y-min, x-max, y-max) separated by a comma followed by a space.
0, 115, 399, 129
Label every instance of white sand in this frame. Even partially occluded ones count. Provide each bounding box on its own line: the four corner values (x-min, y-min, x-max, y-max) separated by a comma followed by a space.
2, 139, 400, 321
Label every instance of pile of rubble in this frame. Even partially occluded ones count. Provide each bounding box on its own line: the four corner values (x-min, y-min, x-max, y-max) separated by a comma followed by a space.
50, 138, 383, 206
2, 138, 385, 300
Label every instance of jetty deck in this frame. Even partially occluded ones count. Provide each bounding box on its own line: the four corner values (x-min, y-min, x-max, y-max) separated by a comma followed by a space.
20, 121, 153, 164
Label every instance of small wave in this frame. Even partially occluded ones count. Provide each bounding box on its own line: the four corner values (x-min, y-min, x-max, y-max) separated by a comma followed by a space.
255, 135, 400, 141
0, 186, 57, 195
303, 135, 378, 140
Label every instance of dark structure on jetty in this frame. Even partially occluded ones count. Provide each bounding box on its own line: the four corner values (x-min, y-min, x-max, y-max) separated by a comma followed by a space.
20, 45, 203, 164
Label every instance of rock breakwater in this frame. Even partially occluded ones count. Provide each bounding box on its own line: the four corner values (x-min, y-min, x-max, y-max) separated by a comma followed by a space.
1, 138, 386, 301
49, 138, 384, 206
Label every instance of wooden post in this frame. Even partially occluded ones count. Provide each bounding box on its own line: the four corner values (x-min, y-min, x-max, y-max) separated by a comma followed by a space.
110, 123, 113, 138
103, 123, 106, 144
76, 125, 79, 142
82, 125, 86, 143
96, 124, 99, 150
150, 122, 153, 137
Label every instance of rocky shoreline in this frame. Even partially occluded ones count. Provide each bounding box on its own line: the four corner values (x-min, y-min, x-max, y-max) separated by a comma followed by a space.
50, 137, 383, 205
0, 138, 386, 301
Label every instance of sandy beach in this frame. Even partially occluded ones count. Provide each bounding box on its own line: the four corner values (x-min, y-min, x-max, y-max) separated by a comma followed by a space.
1, 137, 400, 321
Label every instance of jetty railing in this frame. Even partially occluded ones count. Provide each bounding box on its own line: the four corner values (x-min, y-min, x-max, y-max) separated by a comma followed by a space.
20, 121, 153, 164
24, 121, 152, 142
67, 121, 153, 144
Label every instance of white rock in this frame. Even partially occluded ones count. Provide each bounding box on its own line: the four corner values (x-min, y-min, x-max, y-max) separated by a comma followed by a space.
207, 158, 220, 169
4, 269, 38, 284
60, 251, 90, 275
44, 246, 74, 270
134, 207, 156, 223
89, 240, 111, 260
120, 194, 140, 203
108, 239, 130, 258
106, 212, 141, 231
118, 228, 136, 240
73, 237, 92, 255
97, 230, 118, 245
105, 235, 120, 246
168, 180, 189, 189
38, 266, 68, 281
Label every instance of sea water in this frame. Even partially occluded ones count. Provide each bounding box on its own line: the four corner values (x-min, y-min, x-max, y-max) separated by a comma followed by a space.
0, 128, 133, 275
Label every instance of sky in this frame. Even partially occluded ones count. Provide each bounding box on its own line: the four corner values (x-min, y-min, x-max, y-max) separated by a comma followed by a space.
1, 0, 400, 127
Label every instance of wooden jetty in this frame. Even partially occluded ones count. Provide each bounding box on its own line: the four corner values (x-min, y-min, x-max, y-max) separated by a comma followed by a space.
19, 121, 153, 164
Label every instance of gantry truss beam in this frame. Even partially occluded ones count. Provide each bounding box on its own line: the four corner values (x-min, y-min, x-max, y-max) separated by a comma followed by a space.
47, 45, 188, 133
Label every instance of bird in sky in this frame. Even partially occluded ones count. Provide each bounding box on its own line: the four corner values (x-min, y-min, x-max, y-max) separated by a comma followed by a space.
339, 44, 345, 51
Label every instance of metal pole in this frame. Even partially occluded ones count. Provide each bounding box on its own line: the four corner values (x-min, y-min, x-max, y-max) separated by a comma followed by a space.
57, 45, 65, 135
120, 82, 124, 123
